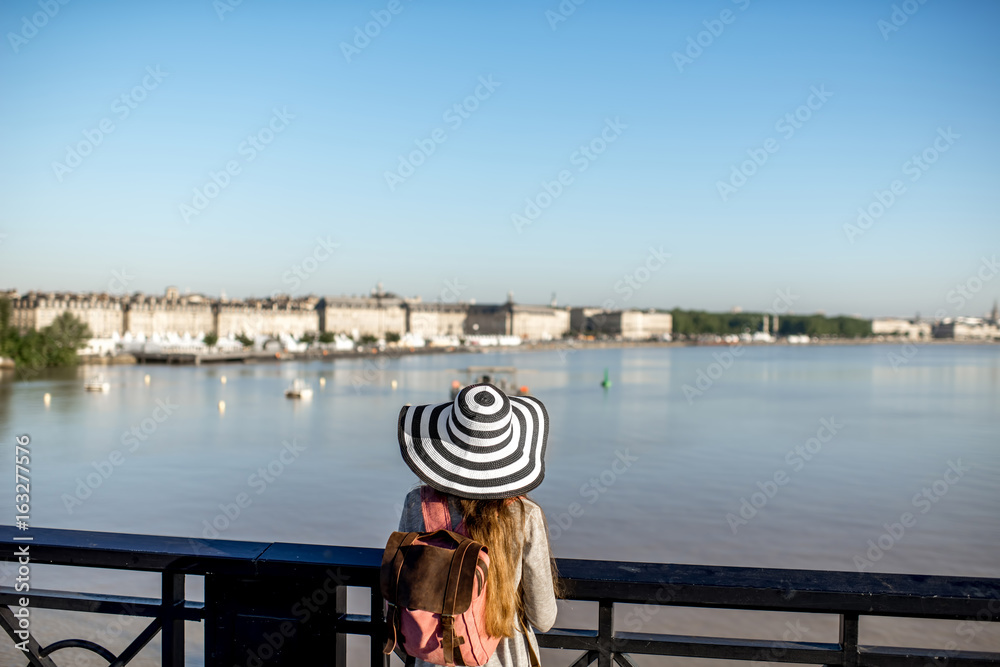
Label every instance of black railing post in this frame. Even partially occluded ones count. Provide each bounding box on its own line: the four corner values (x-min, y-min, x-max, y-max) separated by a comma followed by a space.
839, 612, 859, 667
161, 572, 185, 667
332, 583, 346, 667
370, 585, 388, 667
598, 599, 614, 667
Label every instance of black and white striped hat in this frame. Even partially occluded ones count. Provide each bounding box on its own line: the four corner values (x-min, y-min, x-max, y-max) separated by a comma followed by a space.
397, 383, 549, 500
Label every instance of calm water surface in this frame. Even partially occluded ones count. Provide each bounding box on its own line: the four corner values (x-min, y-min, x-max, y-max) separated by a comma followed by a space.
2, 344, 998, 665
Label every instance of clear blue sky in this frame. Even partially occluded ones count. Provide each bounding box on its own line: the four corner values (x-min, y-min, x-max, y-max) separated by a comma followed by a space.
1, 0, 998, 318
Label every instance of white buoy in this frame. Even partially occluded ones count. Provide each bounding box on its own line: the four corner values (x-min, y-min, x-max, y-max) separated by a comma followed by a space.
319, 377, 326, 388
391, 380, 398, 390
144, 374, 151, 385
221, 375, 227, 384
218, 400, 226, 413
43, 393, 51, 406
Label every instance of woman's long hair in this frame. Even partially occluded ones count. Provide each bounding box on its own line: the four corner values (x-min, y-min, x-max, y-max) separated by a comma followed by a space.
456, 495, 562, 638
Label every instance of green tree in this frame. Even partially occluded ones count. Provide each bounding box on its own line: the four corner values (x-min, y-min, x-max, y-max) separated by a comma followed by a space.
236, 333, 254, 348
0, 297, 11, 332
385, 332, 400, 344
203, 332, 219, 347
671, 308, 871, 338
41, 312, 92, 366
0, 302, 93, 370
318, 332, 336, 344
0, 297, 17, 360
299, 332, 316, 344
359, 334, 377, 345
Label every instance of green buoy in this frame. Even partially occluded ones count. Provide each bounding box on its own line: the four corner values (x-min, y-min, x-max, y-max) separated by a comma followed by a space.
601, 368, 612, 389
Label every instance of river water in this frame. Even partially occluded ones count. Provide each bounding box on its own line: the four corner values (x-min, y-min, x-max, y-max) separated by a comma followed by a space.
1, 344, 998, 665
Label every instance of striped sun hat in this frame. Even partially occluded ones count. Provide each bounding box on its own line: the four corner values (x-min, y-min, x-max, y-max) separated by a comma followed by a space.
397, 382, 549, 500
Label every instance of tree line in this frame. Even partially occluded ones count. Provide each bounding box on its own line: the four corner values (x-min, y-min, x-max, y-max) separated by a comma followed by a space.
0, 298, 93, 371
669, 309, 871, 338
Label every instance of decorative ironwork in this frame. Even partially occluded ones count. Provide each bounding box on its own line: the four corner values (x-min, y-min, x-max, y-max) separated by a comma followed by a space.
2, 526, 998, 666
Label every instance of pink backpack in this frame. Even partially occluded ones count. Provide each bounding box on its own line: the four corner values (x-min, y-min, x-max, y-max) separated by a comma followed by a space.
381, 487, 501, 666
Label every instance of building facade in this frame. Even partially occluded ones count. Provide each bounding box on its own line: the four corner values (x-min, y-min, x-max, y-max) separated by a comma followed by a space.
125, 293, 215, 337
872, 318, 931, 339
216, 297, 320, 338
931, 318, 1000, 341
4, 287, 607, 342
619, 310, 673, 339
467, 303, 570, 339
570, 307, 673, 339
406, 301, 469, 338
10, 292, 125, 338
320, 294, 407, 339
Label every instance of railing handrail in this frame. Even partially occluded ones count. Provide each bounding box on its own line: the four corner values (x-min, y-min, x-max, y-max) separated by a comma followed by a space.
3, 525, 998, 621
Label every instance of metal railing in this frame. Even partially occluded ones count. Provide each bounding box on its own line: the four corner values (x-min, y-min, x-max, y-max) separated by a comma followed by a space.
1, 526, 998, 666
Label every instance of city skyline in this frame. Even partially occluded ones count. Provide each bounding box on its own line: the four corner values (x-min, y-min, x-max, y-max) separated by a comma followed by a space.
5, 281, 999, 323
1, 1, 998, 320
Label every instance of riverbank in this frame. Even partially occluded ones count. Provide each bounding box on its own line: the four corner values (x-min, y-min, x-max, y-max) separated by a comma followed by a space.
71, 336, 997, 367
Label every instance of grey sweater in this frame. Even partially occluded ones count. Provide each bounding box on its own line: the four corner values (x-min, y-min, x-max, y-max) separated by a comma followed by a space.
397, 487, 558, 667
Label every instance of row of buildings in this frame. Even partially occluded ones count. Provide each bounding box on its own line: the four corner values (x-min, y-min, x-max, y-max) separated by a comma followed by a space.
3, 286, 673, 342
872, 303, 1000, 341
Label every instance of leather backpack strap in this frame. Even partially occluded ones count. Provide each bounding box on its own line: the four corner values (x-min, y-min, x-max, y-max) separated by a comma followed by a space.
380, 531, 413, 601
381, 532, 420, 656
440, 538, 477, 667
382, 602, 402, 656
420, 486, 453, 531
518, 615, 542, 667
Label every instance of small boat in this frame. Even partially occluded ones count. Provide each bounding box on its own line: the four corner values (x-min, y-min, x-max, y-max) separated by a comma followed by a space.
84, 375, 110, 392
285, 379, 313, 399
450, 367, 530, 399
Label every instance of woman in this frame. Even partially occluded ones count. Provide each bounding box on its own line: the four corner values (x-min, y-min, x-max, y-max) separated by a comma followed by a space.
396, 382, 560, 667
